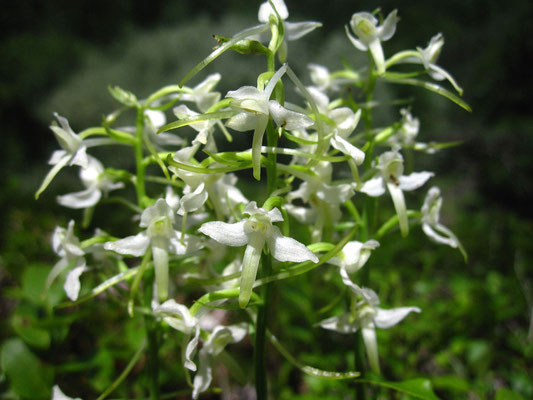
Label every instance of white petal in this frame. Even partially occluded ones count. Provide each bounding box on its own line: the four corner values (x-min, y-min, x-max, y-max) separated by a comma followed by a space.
422, 223, 458, 248
267, 226, 318, 263
64, 265, 89, 301
205, 323, 248, 356
258, 0, 288, 22
178, 183, 208, 215
192, 350, 212, 399
345, 25, 369, 51
226, 86, 264, 102
318, 314, 358, 334
284, 204, 316, 224
399, 171, 434, 191
374, 306, 421, 329
140, 198, 174, 227
52, 385, 82, 400
267, 207, 284, 222
330, 107, 360, 138
377, 9, 398, 41
316, 182, 354, 205
226, 112, 258, 132
285, 21, 322, 41
145, 109, 166, 129
155, 299, 197, 333
104, 232, 150, 257
268, 101, 314, 131
360, 177, 386, 197
57, 187, 102, 209
183, 326, 201, 371
198, 220, 248, 247
330, 135, 365, 165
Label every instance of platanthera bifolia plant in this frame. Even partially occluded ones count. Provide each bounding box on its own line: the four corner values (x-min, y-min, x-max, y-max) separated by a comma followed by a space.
35, 1, 470, 399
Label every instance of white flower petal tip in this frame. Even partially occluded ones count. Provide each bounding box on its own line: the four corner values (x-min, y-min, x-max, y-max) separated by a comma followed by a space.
52, 385, 82, 400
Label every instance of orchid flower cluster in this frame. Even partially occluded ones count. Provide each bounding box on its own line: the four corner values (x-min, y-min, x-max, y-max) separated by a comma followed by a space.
39, 1, 468, 399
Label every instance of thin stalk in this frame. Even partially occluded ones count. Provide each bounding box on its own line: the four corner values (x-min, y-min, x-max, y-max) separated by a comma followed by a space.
135, 107, 147, 207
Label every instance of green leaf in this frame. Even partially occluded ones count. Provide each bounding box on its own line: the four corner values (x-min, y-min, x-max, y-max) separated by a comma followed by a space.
382, 75, 472, 112
1, 338, 53, 399
12, 314, 51, 349
157, 110, 236, 134
360, 377, 441, 400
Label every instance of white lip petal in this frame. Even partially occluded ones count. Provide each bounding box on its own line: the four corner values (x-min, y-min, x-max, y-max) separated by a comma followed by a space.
387, 182, 409, 237
362, 325, 380, 374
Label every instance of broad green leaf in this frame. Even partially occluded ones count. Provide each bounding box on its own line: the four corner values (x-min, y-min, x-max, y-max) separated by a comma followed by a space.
1, 338, 53, 399
12, 314, 51, 349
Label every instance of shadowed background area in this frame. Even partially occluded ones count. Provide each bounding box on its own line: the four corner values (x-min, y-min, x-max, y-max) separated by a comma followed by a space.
1, 0, 532, 398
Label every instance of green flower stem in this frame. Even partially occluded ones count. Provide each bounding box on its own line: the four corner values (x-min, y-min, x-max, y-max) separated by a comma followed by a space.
135, 107, 147, 207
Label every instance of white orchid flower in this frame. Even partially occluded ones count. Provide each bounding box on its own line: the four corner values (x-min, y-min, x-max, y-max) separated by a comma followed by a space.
328, 240, 380, 274
421, 187, 466, 260
286, 161, 355, 241
104, 199, 202, 301
192, 323, 248, 399
179, 73, 222, 113
306, 87, 365, 164
170, 151, 248, 218
319, 268, 420, 374
199, 201, 318, 308
225, 64, 314, 180
52, 385, 82, 400
415, 34, 463, 95
173, 104, 217, 152
345, 10, 398, 75
359, 148, 433, 236
145, 109, 185, 149
45, 220, 88, 301
154, 299, 201, 371
36, 113, 90, 199
57, 156, 123, 209
257, 0, 321, 61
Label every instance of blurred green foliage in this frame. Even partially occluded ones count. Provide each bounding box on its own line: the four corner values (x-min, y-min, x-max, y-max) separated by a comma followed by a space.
1, 0, 532, 399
